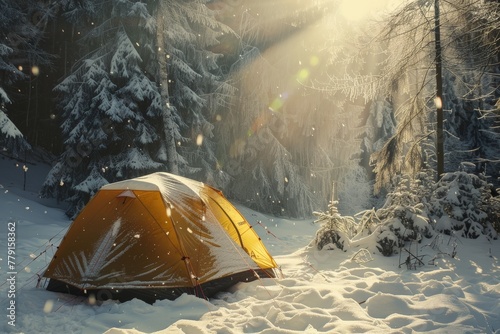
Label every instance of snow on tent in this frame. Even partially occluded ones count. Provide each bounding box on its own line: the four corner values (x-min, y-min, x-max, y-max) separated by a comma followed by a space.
42, 172, 279, 303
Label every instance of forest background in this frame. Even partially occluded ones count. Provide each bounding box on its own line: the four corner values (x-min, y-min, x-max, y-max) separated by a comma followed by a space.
1, 0, 499, 240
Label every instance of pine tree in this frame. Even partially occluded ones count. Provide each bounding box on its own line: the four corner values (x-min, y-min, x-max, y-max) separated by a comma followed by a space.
429, 170, 498, 239
42, 0, 166, 216
443, 70, 500, 182
42, 0, 236, 216
155, 0, 235, 187
0, 0, 42, 156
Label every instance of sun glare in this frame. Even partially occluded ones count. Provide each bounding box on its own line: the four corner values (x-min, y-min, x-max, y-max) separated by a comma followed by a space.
339, 0, 389, 21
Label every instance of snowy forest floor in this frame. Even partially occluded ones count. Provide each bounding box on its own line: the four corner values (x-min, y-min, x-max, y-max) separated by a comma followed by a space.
0, 153, 499, 333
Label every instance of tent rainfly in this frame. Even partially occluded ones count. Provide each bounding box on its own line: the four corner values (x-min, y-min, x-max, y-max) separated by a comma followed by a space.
43, 172, 279, 303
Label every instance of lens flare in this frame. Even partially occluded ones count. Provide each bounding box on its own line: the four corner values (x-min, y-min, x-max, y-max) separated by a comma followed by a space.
310, 55, 320, 67
269, 98, 285, 112
297, 69, 310, 83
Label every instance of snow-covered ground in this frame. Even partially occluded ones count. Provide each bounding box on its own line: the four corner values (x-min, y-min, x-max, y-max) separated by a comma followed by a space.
0, 153, 499, 334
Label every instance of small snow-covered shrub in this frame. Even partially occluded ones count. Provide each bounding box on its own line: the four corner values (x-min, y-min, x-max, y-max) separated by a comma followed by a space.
376, 226, 399, 256
312, 180, 432, 256
312, 201, 356, 251
429, 172, 497, 239
314, 228, 347, 251
367, 175, 433, 255
368, 207, 431, 256
311, 170, 499, 258
381, 206, 432, 240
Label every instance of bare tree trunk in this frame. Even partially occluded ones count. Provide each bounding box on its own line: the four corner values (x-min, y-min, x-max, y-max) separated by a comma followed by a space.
435, 0, 444, 181
156, 1, 179, 174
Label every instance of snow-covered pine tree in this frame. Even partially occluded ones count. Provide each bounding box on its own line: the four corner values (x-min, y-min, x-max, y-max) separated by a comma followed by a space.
489, 188, 500, 234
443, 71, 499, 183
322, 172, 433, 257
312, 172, 433, 257
0, 0, 42, 156
373, 173, 434, 254
0, 105, 31, 157
429, 170, 498, 239
312, 200, 356, 251
155, 0, 235, 188
42, 0, 166, 216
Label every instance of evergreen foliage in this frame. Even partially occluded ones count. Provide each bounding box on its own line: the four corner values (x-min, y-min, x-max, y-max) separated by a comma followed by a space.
313, 201, 356, 251
429, 169, 498, 239
366, 174, 434, 256
159, 0, 235, 187
313, 170, 499, 257
0, 108, 31, 157
41, 0, 165, 216
41, 0, 235, 216
0, 0, 42, 156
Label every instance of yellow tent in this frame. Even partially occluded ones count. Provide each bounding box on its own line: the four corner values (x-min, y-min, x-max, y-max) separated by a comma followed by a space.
43, 172, 278, 303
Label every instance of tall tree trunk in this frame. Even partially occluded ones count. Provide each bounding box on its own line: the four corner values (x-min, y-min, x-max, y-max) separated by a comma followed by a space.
435, 0, 444, 181
156, 1, 179, 174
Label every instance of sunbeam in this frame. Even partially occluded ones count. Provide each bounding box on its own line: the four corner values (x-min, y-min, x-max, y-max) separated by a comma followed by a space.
339, 0, 401, 21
